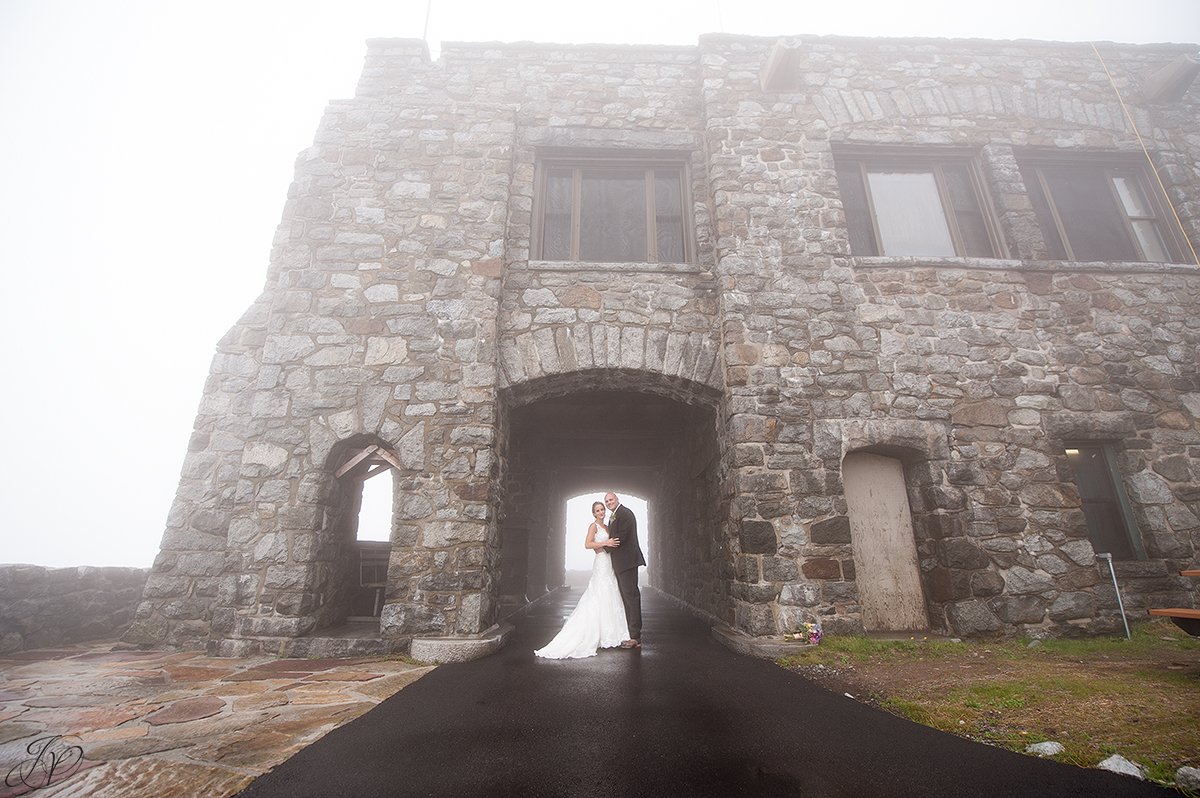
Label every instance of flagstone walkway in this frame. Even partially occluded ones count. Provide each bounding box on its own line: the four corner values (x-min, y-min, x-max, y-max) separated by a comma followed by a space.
0, 644, 433, 797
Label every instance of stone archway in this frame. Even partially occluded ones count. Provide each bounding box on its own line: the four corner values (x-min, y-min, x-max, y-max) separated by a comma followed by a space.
493, 369, 729, 629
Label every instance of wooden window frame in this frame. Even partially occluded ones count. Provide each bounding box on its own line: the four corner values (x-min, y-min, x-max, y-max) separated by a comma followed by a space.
1019, 151, 1188, 264
531, 153, 695, 264
835, 146, 1008, 259
1063, 441, 1146, 561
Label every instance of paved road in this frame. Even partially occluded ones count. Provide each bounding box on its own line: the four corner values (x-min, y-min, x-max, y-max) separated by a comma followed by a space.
237, 589, 1171, 797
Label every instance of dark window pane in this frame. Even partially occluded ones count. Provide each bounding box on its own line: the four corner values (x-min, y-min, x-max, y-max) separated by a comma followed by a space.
836, 163, 877, 256
1040, 167, 1137, 262
941, 164, 994, 257
579, 170, 647, 262
1068, 446, 1114, 501
1066, 446, 1135, 560
654, 171, 684, 262
1080, 502, 1135, 560
1021, 164, 1068, 259
955, 211, 993, 258
541, 169, 573, 260
654, 170, 682, 215
544, 168, 572, 214
655, 222, 684, 262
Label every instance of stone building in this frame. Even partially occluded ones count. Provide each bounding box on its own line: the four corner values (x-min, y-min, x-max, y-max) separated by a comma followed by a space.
126, 33, 1200, 657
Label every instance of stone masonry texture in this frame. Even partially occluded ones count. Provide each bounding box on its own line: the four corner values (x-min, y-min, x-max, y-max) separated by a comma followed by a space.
126, 33, 1200, 655
0, 565, 148, 653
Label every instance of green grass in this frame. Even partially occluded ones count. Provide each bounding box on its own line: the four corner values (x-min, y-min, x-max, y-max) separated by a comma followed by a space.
779, 633, 969, 666
779, 620, 1200, 790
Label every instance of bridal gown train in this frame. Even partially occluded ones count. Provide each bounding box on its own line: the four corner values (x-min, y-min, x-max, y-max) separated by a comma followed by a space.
534, 527, 630, 659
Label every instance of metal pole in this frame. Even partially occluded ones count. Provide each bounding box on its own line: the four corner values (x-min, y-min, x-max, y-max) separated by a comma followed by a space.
1097, 552, 1131, 640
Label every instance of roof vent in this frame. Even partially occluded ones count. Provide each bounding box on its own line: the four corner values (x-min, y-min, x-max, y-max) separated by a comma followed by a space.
760, 38, 804, 92
1142, 53, 1200, 103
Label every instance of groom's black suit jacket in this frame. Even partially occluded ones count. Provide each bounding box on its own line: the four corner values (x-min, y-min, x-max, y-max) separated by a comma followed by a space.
608, 504, 646, 573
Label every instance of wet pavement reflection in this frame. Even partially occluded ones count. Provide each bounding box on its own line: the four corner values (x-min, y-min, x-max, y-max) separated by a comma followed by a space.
237, 588, 1172, 798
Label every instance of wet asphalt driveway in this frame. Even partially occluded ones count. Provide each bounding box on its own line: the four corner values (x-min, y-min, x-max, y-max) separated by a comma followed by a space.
237, 588, 1171, 797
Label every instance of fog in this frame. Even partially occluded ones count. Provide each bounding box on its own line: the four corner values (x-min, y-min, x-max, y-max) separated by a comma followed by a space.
1, 0, 1195, 567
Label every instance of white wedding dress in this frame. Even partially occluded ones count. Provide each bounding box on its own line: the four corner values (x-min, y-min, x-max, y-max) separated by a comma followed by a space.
534, 525, 630, 659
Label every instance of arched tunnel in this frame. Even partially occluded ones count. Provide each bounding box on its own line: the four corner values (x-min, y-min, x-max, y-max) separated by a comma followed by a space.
495, 375, 729, 626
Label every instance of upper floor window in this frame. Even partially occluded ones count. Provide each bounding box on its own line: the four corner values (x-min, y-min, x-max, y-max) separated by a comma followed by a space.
835, 148, 1005, 258
1064, 443, 1145, 561
533, 156, 692, 263
1019, 154, 1187, 263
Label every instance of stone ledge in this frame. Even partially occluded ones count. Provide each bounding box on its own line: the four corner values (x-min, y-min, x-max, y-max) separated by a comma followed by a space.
846, 255, 1199, 275
522, 260, 704, 274
278, 635, 409, 659
711, 624, 816, 660
410, 623, 514, 664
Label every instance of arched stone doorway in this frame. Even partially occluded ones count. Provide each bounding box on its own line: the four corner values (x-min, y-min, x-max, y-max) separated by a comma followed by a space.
494, 369, 728, 628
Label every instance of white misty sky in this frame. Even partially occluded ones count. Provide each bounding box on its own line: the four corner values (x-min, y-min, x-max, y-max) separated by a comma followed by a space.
563, 494, 649, 572
0, 1, 1196, 568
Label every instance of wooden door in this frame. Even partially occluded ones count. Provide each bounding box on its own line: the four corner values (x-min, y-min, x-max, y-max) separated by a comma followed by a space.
843, 452, 928, 632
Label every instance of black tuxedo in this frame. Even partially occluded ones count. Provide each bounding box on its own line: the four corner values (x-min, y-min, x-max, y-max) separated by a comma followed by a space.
607, 503, 645, 640
607, 504, 645, 573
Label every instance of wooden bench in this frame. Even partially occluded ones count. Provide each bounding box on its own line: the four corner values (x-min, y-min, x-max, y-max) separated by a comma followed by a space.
1148, 569, 1200, 636
1149, 608, 1200, 636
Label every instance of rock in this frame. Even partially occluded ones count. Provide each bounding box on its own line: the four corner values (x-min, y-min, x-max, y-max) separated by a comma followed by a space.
989, 596, 1046, 624
740, 520, 777, 554
969, 570, 1005, 597
145, 696, 227, 726
940, 538, 991, 570
1127, 471, 1174, 505
810, 516, 851, 544
946, 599, 1003, 635
1024, 741, 1064, 757
1097, 754, 1144, 779
1060, 540, 1096, 567
1048, 592, 1096, 621
778, 582, 821, 607
1176, 766, 1200, 792
1003, 566, 1055, 595
954, 401, 1009, 427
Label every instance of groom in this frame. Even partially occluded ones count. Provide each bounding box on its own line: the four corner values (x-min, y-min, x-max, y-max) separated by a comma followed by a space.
604, 492, 645, 649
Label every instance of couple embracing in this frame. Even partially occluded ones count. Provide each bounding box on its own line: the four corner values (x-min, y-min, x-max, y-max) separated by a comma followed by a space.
534, 492, 645, 659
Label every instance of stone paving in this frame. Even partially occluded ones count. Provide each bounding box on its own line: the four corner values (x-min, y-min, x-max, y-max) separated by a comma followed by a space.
0, 641, 433, 797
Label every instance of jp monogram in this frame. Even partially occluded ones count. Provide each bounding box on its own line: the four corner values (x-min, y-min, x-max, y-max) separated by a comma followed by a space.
5, 735, 84, 791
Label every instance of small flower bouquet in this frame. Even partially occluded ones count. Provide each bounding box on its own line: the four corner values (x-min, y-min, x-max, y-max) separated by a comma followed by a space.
788, 622, 823, 645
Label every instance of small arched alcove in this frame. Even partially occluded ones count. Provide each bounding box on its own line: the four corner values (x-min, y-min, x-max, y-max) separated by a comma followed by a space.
315, 435, 402, 632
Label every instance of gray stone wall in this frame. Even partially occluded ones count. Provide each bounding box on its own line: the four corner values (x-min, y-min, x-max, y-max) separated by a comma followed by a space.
1, 566, 148, 653
698, 35, 1200, 637
130, 33, 1199, 654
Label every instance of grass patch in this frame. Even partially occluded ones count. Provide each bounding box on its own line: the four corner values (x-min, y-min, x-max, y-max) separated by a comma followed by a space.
779, 633, 969, 667
780, 619, 1200, 790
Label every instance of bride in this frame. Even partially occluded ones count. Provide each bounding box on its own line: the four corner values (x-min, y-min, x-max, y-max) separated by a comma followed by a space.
534, 501, 630, 659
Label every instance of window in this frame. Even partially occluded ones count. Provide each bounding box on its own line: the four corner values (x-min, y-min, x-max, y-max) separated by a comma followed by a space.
533, 156, 691, 263
1064, 443, 1144, 561
835, 148, 1004, 258
1019, 155, 1186, 263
